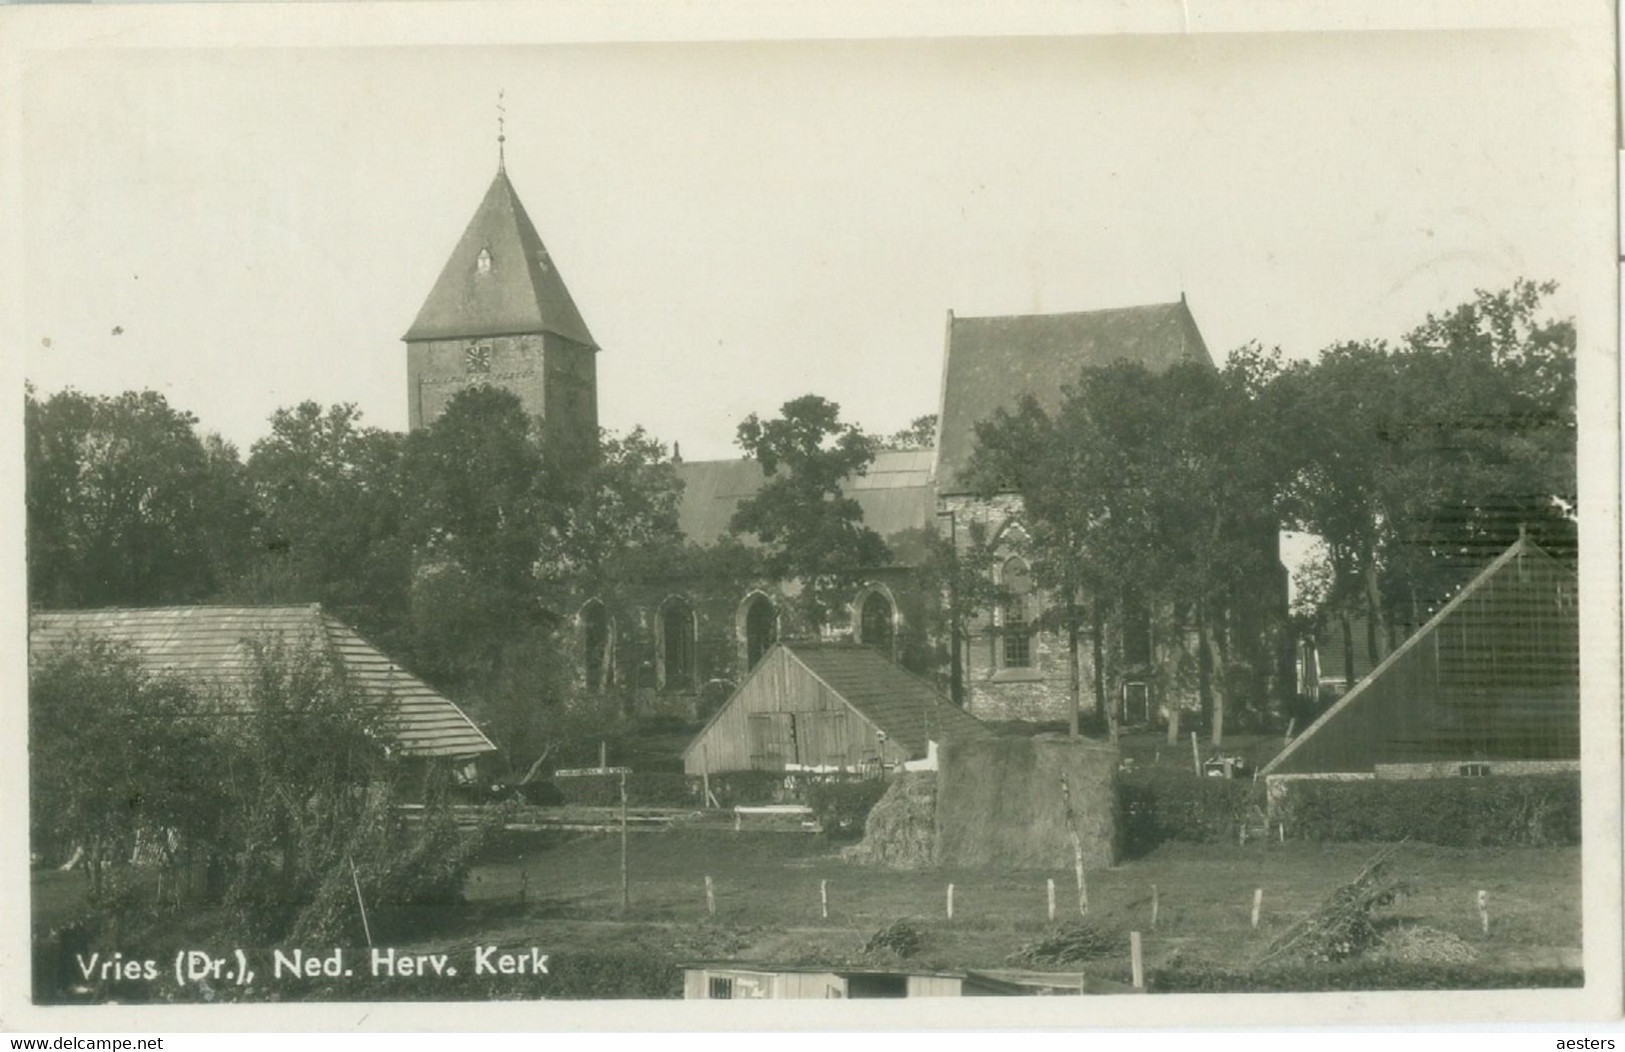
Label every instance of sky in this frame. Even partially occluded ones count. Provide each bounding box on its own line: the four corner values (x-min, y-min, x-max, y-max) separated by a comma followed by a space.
17, 29, 1603, 463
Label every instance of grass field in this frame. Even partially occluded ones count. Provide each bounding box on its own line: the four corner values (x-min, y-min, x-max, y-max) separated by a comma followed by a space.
439, 827, 1580, 977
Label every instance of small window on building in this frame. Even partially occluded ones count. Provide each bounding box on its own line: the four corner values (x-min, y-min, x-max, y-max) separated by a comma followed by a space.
1459, 762, 1491, 778
1001, 557, 1034, 669
708, 976, 734, 999
476, 248, 493, 275
742, 594, 777, 670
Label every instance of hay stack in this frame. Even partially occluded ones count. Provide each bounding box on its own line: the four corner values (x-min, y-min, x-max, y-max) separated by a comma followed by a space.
934, 734, 1118, 870
841, 773, 938, 868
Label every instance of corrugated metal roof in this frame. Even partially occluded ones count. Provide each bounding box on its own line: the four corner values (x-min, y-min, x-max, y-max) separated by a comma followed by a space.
933, 300, 1213, 494
673, 449, 935, 546
403, 168, 597, 347
784, 643, 994, 755
29, 605, 496, 760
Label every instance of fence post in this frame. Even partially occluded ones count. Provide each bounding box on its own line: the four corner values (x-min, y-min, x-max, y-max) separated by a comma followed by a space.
705, 875, 715, 916
1190, 730, 1201, 776
1477, 889, 1490, 935
1130, 931, 1144, 989
1151, 883, 1159, 930
619, 770, 630, 910
1047, 878, 1056, 921
1251, 888, 1263, 929
946, 883, 955, 920
821, 879, 829, 921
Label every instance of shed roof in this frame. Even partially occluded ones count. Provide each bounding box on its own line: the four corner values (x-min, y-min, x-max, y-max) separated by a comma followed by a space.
1261, 538, 1579, 777
933, 300, 1212, 494
673, 449, 935, 546
785, 643, 993, 755
403, 168, 597, 347
30, 605, 496, 760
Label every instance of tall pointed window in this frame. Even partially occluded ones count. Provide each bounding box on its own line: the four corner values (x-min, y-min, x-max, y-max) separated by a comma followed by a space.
581, 600, 613, 692
858, 591, 895, 656
741, 594, 777, 670
1001, 557, 1034, 669
476, 248, 493, 275
659, 597, 696, 692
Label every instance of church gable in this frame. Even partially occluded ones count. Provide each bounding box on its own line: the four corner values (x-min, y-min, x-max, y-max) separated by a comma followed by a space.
932, 298, 1212, 495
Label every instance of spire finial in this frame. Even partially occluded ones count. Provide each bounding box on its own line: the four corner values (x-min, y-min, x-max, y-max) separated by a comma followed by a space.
497, 88, 507, 172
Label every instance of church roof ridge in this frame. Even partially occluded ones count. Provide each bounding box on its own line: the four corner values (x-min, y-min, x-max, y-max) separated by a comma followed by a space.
403, 167, 598, 347
948, 298, 1190, 324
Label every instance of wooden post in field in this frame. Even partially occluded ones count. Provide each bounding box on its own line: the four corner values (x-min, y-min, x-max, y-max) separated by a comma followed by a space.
519, 868, 528, 905
1251, 888, 1263, 929
1477, 890, 1490, 935
1150, 884, 1159, 930
701, 747, 712, 809
1075, 845, 1088, 916
600, 740, 608, 771
1278, 822, 1285, 843
347, 855, 373, 948
704, 875, 715, 916
820, 879, 829, 920
1130, 931, 1144, 989
946, 883, 955, 920
1047, 878, 1056, 921
1190, 730, 1201, 776
619, 770, 630, 910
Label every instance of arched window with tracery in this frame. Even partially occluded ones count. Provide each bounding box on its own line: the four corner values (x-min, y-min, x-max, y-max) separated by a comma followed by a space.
580, 599, 614, 691
659, 597, 697, 692
1000, 557, 1034, 669
858, 590, 896, 656
741, 594, 777, 671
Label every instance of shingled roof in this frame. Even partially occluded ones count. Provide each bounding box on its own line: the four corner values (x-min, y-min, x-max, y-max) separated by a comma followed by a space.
673, 449, 935, 547
933, 299, 1213, 494
403, 168, 597, 347
29, 605, 496, 760
782, 643, 994, 755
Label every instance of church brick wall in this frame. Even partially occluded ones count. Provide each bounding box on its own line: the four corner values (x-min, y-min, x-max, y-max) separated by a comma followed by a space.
407, 333, 550, 430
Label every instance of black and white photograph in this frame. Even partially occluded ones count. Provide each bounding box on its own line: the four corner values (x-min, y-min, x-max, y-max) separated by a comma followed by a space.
2, 0, 1619, 1031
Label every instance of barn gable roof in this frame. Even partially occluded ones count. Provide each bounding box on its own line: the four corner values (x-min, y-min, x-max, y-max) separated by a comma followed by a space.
1261, 538, 1578, 777
29, 605, 497, 760
403, 168, 597, 347
681, 642, 992, 763
672, 449, 935, 547
933, 299, 1213, 495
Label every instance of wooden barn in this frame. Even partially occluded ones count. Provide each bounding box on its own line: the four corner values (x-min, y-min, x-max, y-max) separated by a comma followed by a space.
682, 642, 993, 775
1262, 537, 1578, 779
29, 604, 497, 763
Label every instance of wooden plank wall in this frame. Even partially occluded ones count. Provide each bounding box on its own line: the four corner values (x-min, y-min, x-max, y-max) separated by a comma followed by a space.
685, 648, 910, 773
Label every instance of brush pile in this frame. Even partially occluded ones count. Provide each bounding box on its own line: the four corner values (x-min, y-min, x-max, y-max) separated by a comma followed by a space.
1255, 843, 1410, 965
864, 919, 924, 959
1007, 918, 1122, 965
1370, 925, 1478, 965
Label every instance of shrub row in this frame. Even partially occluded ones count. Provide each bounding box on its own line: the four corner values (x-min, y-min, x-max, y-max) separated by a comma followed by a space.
1278, 774, 1580, 847
1118, 772, 1259, 856
1149, 959, 1583, 993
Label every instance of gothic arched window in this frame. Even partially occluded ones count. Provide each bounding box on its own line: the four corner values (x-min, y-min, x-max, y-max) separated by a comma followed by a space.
580, 599, 613, 691
1001, 557, 1034, 669
858, 591, 895, 656
659, 597, 697, 692
741, 594, 777, 671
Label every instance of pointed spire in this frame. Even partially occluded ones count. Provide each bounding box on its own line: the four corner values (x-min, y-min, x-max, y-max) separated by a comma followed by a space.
497, 89, 507, 172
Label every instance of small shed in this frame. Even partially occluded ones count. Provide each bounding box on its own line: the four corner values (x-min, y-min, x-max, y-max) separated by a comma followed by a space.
29, 604, 497, 761
681, 962, 1091, 999
682, 642, 993, 774
1262, 538, 1578, 779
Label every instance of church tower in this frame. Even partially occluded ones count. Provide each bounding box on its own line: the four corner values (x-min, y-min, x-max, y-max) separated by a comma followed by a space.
403, 163, 599, 449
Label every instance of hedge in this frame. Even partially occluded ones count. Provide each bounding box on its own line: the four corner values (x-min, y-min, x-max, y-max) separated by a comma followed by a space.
550, 772, 698, 808
1118, 772, 1260, 857
1278, 774, 1580, 848
1149, 959, 1583, 993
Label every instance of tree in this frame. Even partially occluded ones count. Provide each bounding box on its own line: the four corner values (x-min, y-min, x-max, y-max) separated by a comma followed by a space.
730, 394, 889, 628
237, 402, 412, 646
29, 638, 222, 899
878, 413, 938, 452
25, 387, 254, 608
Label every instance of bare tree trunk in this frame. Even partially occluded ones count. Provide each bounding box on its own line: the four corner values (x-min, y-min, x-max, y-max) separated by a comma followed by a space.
1339, 609, 1355, 692
1363, 546, 1386, 665
1093, 602, 1108, 739
1197, 599, 1214, 740
1066, 593, 1081, 738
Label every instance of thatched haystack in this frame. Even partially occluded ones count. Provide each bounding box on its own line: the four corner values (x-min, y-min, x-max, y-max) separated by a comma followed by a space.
934, 734, 1118, 870
841, 773, 938, 869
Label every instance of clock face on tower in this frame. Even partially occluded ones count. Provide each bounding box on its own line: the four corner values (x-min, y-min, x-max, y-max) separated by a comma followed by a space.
465, 344, 493, 374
